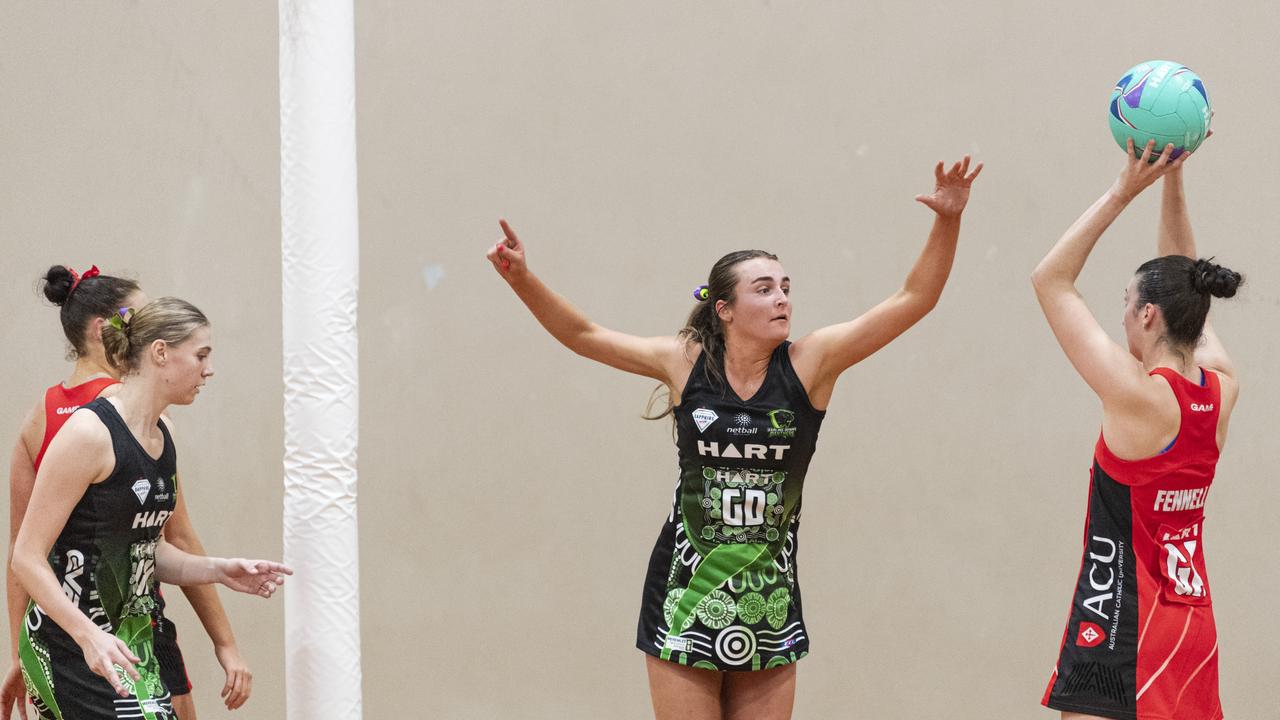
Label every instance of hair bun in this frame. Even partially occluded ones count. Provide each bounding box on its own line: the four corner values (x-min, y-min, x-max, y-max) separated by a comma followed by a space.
41, 265, 76, 306
1191, 258, 1243, 299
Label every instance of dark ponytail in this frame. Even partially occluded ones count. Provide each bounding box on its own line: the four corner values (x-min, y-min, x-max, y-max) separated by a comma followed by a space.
39, 265, 141, 359
1134, 255, 1242, 351
645, 250, 779, 420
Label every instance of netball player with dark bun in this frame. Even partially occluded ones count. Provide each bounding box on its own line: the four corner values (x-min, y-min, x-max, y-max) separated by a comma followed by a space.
486, 156, 981, 719
7, 293, 289, 717
1033, 141, 1240, 720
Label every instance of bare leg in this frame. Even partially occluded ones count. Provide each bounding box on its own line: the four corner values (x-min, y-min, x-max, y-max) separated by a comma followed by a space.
170, 693, 197, 720
646, 655, 723, 720
722, 664, 796, 720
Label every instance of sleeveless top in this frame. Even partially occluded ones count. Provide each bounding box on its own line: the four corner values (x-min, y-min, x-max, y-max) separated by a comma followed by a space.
33, 378, 120, 471
20, 398, 179, 720
637, 341, 825, 671
1044, 368, 1224, 720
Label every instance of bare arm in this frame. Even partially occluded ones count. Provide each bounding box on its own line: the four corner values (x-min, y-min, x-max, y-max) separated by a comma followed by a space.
11, 413, 142, 697
1031, 140, 1186, 407
792, 157, 982, 404
3, 407, 39, 714
164, 487, 238, 646
485, 220, 691, 388
6, 406, 38, 664
1157, 166, 1235, 380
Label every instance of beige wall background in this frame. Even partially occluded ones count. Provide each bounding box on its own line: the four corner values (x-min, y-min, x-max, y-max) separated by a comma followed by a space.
2, 2, 1278, 718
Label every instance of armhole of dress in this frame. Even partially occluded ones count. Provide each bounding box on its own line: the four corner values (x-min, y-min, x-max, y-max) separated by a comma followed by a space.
35, 386, 59, 466
674, 345, 707, 409
81, 400, 122, 486
779, 342, 824, 416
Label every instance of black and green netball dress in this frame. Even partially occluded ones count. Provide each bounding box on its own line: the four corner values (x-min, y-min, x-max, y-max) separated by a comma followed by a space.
20, 398, 178, 720
637, 341, 824, 671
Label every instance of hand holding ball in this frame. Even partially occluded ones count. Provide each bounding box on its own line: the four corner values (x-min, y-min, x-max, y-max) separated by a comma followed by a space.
1109, 60, 1211, 161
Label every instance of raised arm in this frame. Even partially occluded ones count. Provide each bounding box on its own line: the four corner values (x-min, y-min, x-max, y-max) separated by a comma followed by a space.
1031, 140, 1185, 405
11, 414, 142, 698
1157, 165, 1235, 380
791, 156, 982, 404
486, 220, 690, 388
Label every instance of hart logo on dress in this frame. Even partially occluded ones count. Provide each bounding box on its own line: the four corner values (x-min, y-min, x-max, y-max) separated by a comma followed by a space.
692, 408, 718, 433
1076, 621, 1106, 648
132, 478, 151, 505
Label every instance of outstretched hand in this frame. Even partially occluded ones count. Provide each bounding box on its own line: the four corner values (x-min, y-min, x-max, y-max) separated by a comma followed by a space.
217, 559, 292, 599
1114, 138, 1189, 201
915, 155, 983, 218
485, 219, 527, 280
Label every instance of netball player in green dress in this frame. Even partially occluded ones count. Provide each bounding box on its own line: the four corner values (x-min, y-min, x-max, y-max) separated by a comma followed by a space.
486, 156, 982, 719
11, 298, 290, 720
4, 269, 257, 718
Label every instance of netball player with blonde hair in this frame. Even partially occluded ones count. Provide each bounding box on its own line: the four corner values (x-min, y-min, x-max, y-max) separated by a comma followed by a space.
10, 296, 289, 719
3, 268, 256, 718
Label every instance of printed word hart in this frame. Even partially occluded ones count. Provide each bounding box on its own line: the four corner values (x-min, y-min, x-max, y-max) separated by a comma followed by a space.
696, 441, 790, 460
132, 510, 172, 529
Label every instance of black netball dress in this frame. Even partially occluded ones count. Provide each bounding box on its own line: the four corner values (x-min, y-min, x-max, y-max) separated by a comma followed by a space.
20, 398, 178, 720
637, 341, 825, 671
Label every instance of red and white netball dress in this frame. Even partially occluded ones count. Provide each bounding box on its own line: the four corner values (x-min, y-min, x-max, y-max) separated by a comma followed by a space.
33, 378, 120, 469
1044, 367, 1223, 720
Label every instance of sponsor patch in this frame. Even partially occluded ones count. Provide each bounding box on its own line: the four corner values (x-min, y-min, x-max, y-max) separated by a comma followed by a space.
1076, 621, 1106, 648
131, 478, 151, 505
663, 636, 692, 652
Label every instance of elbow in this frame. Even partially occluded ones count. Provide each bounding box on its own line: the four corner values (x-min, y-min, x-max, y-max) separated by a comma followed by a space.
1030, 265, 1056, 297
901, 288, 940, 317
10, 548, 33, 589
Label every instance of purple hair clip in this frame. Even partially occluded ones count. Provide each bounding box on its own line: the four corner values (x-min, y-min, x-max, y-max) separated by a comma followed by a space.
693, 284, 710, 302
108, 307, 135, 332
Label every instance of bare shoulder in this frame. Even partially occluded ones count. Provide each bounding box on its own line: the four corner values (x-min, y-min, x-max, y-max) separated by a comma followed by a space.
17, 397, 45, 460
786, 331, 825, 375
55, 410, 112, 448
667, 337, 702, 399
1211, 369, 1240, 413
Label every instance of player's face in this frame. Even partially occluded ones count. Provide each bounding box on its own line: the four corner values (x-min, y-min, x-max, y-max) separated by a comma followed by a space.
164, 325, 215, 405
722, 258, 791, 343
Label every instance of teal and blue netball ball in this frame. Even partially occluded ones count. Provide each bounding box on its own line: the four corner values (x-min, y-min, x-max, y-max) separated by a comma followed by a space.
1108, 60, 1211, 160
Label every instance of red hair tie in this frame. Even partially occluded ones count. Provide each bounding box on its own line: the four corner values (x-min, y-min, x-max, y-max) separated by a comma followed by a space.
68, 265, 100, 294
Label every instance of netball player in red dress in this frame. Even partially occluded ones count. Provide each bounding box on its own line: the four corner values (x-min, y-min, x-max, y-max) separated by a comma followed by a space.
1032, 140, 1241, 720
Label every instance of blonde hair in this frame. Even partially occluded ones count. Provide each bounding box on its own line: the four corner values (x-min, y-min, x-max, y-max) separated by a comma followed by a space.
101, 297, 209, 374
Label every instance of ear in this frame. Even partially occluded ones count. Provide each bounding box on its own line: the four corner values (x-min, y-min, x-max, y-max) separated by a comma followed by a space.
715, 299, 731, 324
1140, 303, 1159, 330
89, 317, 105, 343
151, 339, 168, 367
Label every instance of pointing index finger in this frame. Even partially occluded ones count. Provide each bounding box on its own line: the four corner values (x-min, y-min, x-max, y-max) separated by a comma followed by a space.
499, 219, 518, 248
